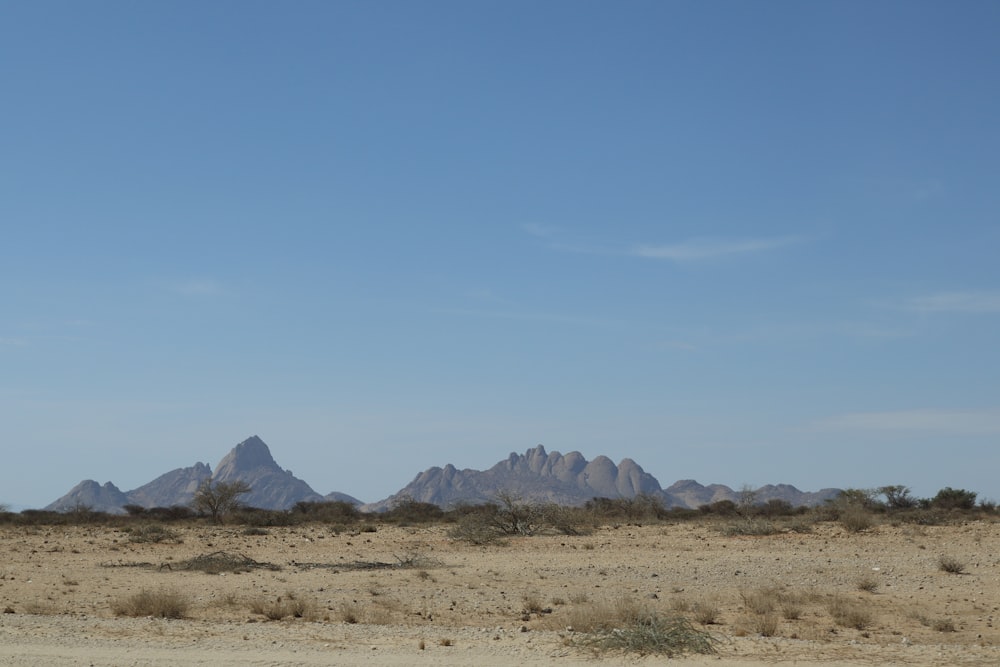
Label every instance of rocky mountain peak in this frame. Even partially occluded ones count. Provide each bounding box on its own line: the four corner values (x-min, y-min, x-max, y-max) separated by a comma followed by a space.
213, 435, 280, 479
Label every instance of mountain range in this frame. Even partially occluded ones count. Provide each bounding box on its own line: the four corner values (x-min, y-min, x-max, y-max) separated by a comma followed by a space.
46, 436, 840, 514
45, 436, 361, 514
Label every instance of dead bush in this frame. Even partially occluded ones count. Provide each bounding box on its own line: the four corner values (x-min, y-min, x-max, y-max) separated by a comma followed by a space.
938, 555, 966, 574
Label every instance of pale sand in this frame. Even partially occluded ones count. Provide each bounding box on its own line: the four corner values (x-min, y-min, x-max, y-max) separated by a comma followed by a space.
1, 520, 997, 665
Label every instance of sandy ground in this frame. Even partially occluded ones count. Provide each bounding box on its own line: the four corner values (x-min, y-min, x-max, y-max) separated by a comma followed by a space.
1, 518, 998, 666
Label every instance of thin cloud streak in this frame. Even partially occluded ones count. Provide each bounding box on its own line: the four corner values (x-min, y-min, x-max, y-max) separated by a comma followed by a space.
632, 236, 800, 261
815, 407, 1000, 436
904, 291, 1000, 314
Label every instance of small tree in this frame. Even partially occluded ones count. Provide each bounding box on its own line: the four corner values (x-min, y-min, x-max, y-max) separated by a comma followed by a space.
191, 480, 252, 523
930, 487, 977, 511
878, 485, 917, 510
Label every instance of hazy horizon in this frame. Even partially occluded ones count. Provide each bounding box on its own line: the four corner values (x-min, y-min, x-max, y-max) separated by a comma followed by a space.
3, 2, 999, 510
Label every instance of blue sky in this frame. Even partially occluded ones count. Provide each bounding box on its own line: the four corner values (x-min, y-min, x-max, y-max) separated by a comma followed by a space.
3, 1, 999, 509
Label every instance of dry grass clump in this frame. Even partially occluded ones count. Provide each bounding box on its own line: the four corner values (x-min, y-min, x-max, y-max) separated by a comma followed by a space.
248, 592, 316, 621
855, 574, 879, 593
176, 551, 279, 574
739, 613, 779, 637
111, 588, 189, 618
938, 555, 966, 574
562, 597, 716, 657
839, 508, 874, 533
827, 596, 873, 630
720, 519, 779, 536
932, 618, 957, 632
691, 601, 720, 625
740, 587, 779, 615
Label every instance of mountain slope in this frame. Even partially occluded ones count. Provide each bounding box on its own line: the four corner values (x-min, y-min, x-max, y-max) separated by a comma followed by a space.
363, 445, 841, 512
210, 436, 325, 509
362, 445, 664, 511
45, 436, 353, 513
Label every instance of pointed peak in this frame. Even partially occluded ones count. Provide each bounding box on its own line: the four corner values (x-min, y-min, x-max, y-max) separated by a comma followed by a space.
214, 436, 279, 477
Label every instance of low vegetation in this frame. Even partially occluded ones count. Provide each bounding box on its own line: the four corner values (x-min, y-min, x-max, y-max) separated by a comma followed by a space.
111, 589, 189, 618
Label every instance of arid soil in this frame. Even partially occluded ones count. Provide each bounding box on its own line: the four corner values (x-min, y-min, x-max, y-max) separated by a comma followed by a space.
1, 519, 998, 665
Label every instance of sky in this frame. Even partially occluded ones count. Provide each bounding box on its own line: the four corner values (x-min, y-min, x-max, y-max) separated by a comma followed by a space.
3, 1, 1000, 510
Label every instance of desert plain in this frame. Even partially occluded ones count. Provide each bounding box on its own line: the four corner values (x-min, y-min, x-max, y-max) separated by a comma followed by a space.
1, 516, 999, 666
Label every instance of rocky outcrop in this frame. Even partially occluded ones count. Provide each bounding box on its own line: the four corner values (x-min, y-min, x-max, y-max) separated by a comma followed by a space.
660, 479, 841, 509
362, 445, 664, 512
126, 463, 213, 508
46, 480, 129, 513
363, 445, 841, 512
46, 436, 358, 513
210, 436, 325, 509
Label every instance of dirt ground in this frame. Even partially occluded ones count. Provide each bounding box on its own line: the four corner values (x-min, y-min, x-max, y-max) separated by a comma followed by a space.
1, 518, 998, 666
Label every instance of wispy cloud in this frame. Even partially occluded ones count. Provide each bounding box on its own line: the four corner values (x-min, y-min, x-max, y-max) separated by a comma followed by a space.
631, 236, 800, 261
903, 291, 1000, 314
522, 225, 802, 262
816, 407, 1000, 436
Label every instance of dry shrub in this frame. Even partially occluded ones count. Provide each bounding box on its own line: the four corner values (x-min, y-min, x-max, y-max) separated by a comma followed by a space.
740, 587, 779, 615
573, 612, 717, 656
248, 593, 316, 621
740, 613, 779, 637
112, 589, 189, 618
856, 574, 879, 593
177, 551, 279, 574
23, 601, 56, 615
522, 593, 545, 614
559, 596, 716, 656
721, 519, 779, 536
337, 602, 362, 624
781, 601, 803, 620
127, 524, 181, 544
938, 555, 966, 574
827, 596, 873, 630
561, 596, 645, 633
692, 601, 720, 625
839, 508, 874, 533
932, 618, 957, 632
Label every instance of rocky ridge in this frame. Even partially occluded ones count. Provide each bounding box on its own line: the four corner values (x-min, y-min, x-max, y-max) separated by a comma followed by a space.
46, 436, 360, 514
361, 445, 840, 512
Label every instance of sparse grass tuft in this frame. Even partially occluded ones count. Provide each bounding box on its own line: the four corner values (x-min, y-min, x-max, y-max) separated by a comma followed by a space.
111, 589, 189, 618
721, 519, 779, 536
933, 618, 957, 632
938, 555, 966, 574
740, 587, 778, 615
691, 600, 720, 625
127, 524, 181, 544
575, 613, 717, 656
856, 574, 879, 593
839, 508, 874, 533
827, 596, 873, 630
248, 593, 316, 620
522, 593, 545, 614
742, 613, 779, 637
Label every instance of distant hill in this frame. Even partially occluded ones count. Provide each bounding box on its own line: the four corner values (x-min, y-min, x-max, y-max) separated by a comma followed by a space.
361, 445, 840, 512
46, 437, 838, 515
46, 436, 361, 514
